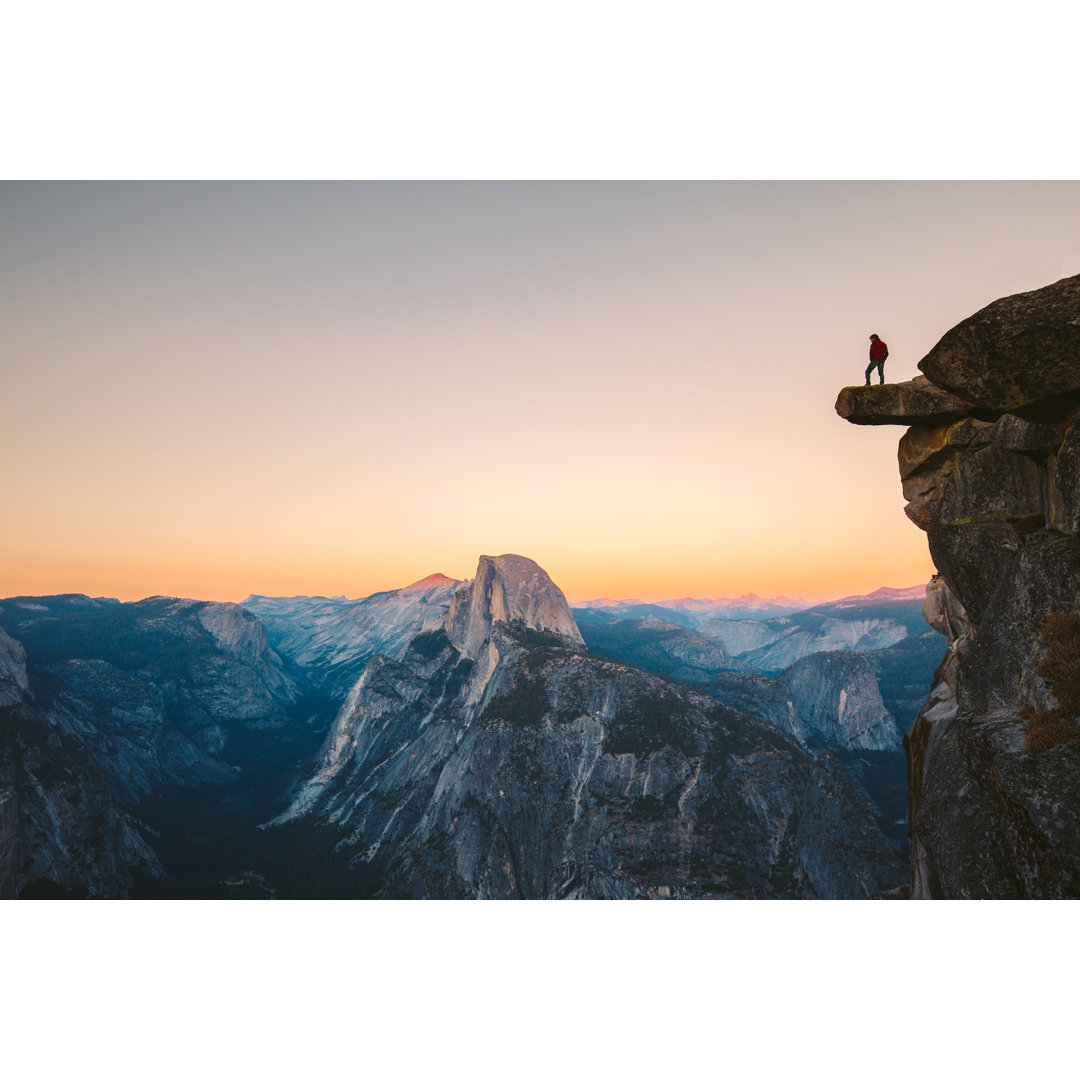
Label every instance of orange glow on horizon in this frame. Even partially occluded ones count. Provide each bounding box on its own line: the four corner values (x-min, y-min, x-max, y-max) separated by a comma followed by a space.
3, 182, 1073, 612
0, 525, 937, 608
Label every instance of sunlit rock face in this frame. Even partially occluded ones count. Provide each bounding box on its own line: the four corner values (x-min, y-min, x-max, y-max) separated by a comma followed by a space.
838, 274, 1080, 898
778, 652, 900, 752
242, 574, 464, 698
706, 651, 901, 754
703, 614, 909, 671
278, 555, 903, 899
446, 554, 585, 660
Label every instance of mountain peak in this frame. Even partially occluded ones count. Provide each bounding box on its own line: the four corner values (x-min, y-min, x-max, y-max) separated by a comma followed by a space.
402, 573, 461, 593
445, 554, 584, 659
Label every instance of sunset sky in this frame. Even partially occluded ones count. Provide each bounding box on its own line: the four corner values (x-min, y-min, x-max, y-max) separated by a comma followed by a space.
4, 181, 1080, 603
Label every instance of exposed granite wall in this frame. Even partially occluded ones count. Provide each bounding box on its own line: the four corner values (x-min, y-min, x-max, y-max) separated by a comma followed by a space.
837, 274, 1080, 898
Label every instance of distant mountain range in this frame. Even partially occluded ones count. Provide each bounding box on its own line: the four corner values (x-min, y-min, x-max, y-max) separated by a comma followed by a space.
573, 594, 807, 621
0, 594, 317, 898
572, 585, 926, 623
573, 587, 933, 677
0, 567, 937, 899
575, 593, 809, 618
269, 556, 904, 898
242, 573, 463, 698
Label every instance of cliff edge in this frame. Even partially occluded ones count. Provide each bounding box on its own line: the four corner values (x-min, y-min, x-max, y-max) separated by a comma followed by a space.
836, 273, 1080, 898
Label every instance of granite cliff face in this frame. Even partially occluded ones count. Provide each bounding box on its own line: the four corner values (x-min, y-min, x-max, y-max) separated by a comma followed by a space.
277, 555, 902, 898
577, 591, 939, 752
242, 574, 463, 699
575, 588, 940, 861
0, 596, 303, 793
0, 595, 310, 897
567, 615, 749, 684
701, 612, 910, 672
0, 628, 31, 706
837, 273, 1080, 898
445, 554, 584, 659
0, 624, 162, 898
775, 651, 899, 752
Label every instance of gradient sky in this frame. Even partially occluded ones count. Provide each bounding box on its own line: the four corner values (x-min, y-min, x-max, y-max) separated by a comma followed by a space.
3, 181, 1079, 603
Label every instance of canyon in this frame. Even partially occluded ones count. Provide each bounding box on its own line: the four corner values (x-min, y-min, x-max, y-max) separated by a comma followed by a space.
270, 554, 904, 898
1, 562, 921, 898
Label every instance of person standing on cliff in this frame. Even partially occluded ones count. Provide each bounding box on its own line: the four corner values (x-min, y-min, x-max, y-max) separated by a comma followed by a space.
865, 333, 889, 385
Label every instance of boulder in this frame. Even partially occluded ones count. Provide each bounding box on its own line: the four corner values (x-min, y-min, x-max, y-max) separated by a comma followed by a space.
918, 273, 1080, 413
835, 377, 979, 426
922, 576, 969, 641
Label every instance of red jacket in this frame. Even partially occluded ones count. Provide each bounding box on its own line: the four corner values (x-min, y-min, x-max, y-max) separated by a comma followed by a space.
869, 338, 888, 362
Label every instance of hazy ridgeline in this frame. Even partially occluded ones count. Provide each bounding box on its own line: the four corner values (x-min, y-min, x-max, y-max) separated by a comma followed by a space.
0, 566, 933, 899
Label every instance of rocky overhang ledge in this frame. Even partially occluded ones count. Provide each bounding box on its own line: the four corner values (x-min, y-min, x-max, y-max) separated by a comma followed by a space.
831, 272, 1080, 899
834, 376, 988, 426
836, 273, 1080, 429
